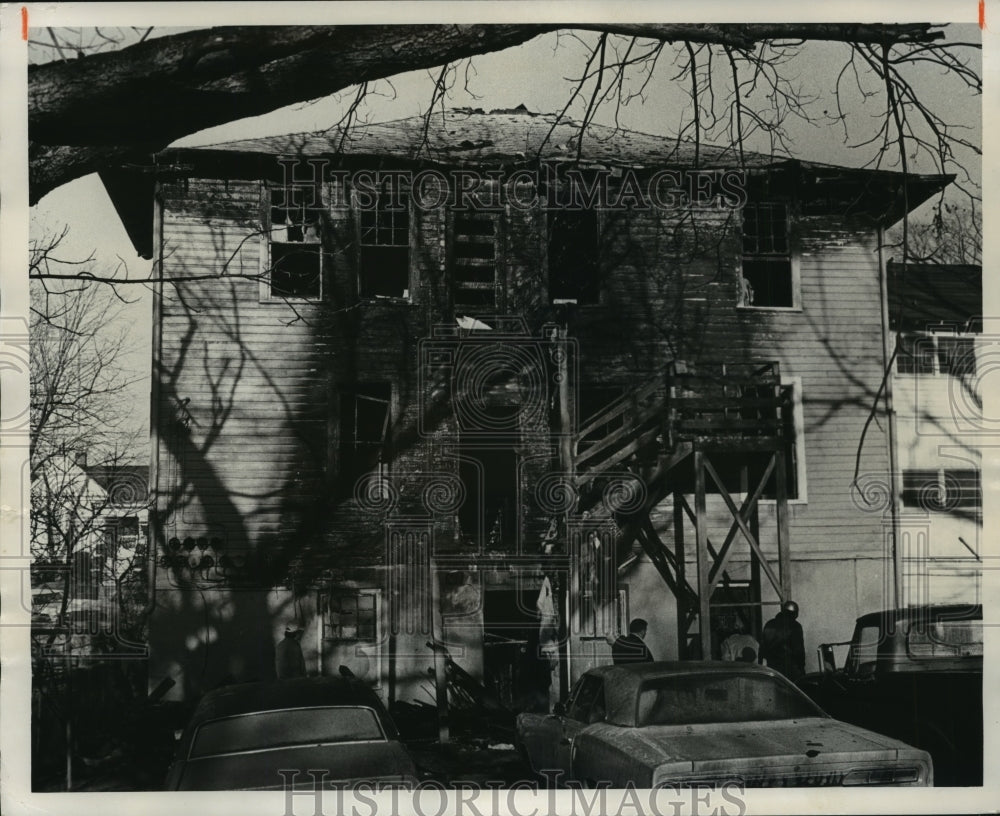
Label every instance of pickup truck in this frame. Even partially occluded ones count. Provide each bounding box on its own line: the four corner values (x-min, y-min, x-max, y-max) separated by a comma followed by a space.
797, 604, 982, 786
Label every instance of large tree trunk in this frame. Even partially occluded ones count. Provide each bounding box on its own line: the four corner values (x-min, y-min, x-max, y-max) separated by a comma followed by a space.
29, 23, 941, 202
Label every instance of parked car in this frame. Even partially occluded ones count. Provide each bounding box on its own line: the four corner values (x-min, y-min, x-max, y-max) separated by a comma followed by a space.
164, 675, 418, 790
516, 662, 932, 788
798, 604, 982, 786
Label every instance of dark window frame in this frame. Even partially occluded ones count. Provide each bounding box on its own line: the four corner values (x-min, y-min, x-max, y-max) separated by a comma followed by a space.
547, 208, 602, 305
760, 379, 805, 502
937, 336, 977, 378
896, 333, 977, 378
338, 384, 392, 487
901, 467, 981, 515
264, 182, 325, 301
356, 180, 411, 300
451, 209, 500, 313
320, 588, 381, 643
739, 202, 796, 309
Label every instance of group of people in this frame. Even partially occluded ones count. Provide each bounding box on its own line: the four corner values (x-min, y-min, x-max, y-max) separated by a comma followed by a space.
611, 600, 806, 681
277, 601, 806, 684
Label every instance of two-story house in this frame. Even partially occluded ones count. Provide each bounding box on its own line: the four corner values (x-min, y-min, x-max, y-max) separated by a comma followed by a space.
101, 107, 951, 708
31, 456, 149, 656
887, 261, 982, 607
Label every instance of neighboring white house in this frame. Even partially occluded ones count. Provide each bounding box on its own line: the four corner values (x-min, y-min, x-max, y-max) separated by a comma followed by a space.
887, 261, 982, 607
31, 455, 149, 656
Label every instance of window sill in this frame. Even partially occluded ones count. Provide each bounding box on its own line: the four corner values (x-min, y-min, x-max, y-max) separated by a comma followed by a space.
259, 296, 324, 305
759, 497, 808, 506
736, 304, 802, 313
895, 372, 972, 378
360, 295, 413, 305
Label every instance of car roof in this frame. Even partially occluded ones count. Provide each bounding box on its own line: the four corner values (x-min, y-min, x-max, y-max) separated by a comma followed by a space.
584, 660, 778, 680
583, 661, 790, 727
190, 676, 394, 732
855, 604, 982, 628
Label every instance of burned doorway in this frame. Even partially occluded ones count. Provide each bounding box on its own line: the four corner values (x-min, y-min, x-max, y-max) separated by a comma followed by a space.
481, 584, 550, 713
456, 431, 519, 549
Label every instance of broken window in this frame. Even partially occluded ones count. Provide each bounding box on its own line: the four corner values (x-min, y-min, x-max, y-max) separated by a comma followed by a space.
321, 589, 380, 642
452, 211, 498, 311
267, 183, 324, 299
339, 384, 391, 486
358, 181, 410, 299
739, 202, 793, 308
548, 209, 600, 304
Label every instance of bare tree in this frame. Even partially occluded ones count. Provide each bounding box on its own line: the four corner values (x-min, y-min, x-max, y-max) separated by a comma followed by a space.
28, 24, 978, 205
887, 202, 982, 265
30, 231, 146, 647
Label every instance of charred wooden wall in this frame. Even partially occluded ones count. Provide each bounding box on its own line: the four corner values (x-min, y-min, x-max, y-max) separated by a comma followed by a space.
149, 167, 893, 697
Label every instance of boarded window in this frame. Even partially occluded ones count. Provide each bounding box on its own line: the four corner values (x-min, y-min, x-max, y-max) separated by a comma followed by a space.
268, 184, 323, 299
548, 210, 600, 304
339, 384, 391, 485
358, 182, 409, 298
740, 203, 793, 308
452, 212, 498, 311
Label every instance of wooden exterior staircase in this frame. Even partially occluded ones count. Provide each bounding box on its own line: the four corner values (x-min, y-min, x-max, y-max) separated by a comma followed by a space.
565, 360, 795, 659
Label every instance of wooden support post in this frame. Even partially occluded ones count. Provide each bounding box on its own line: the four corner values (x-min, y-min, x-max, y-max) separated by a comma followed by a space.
774, 450, 792, 602
558, 574, 570, 704
429, 563, 449, 743
555, 325, 573, 699
694, 451, 712, 660
557, 325, 574, 486
744, 464, 763, 638
673, 488, 687, 656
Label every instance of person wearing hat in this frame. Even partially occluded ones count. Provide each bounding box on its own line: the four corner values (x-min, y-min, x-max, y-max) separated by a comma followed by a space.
276, 622, 306, 679
759, 600, 805, 681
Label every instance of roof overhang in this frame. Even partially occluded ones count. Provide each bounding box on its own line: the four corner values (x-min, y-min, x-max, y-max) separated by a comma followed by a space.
101, 146, 954, 261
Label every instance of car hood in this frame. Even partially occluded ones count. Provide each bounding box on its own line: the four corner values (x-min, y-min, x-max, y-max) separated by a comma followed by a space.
168, 740, 416, 790
582, 717, 915, 768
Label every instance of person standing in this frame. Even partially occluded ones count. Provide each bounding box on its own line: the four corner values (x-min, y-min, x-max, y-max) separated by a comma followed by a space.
275, 623, 306, 679
720, 616, 759, 663
611, 618, 654, 665
759, 601, 805, 681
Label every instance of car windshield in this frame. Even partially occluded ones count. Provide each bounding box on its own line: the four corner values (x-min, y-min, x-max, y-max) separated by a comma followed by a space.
636, 673, 822, 726
190, 706, 385, 759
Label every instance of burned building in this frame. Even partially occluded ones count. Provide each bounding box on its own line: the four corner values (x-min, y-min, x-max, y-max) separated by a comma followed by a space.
102, 108, 953, 713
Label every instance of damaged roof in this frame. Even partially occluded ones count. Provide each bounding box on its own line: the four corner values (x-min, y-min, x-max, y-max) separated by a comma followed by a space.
107, 106, 954, 259
178, 104, 778, 169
